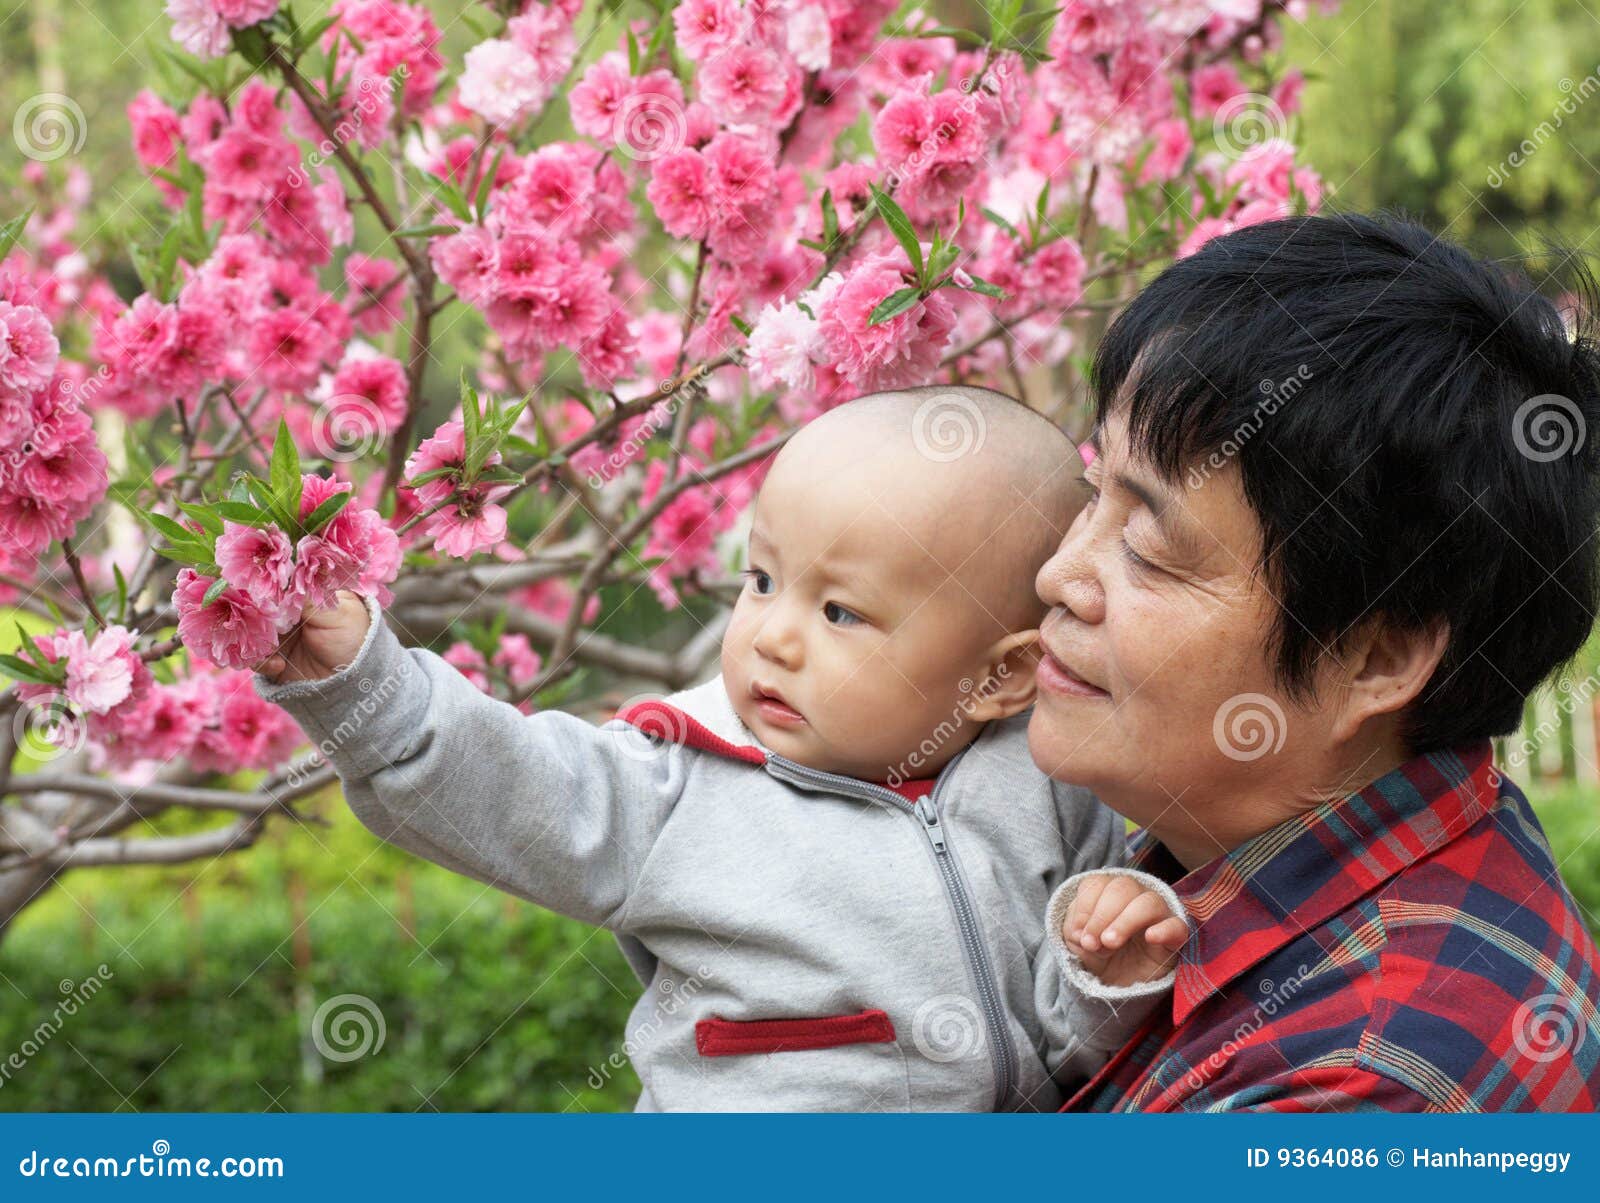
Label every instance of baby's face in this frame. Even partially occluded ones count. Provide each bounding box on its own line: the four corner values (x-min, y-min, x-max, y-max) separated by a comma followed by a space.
721, 465, 1011, 782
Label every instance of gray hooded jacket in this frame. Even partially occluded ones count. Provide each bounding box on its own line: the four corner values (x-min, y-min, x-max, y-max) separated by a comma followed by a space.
253, 594, 1176, 1111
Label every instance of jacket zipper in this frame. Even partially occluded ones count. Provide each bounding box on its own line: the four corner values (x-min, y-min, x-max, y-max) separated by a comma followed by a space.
762, 753, 1018, 1110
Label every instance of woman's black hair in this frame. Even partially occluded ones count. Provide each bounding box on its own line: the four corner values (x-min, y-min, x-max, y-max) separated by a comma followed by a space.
1095, 210, 1600, 753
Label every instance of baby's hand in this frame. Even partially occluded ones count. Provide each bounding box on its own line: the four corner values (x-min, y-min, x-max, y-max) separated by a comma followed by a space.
1062, 873, 1189, 988
255, 590, 371, 684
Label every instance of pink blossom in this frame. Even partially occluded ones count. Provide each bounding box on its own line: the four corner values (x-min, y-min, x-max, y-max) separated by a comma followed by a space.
458, 38, 551, 126
444, 642, 491, 691
173, 566, 283, 671
815, 253, 958, 391
66, 626, 140, 715
127, 90, 182, 176
1191, 62, 1247, 115
0, 302, 59, 394
1140, 118, 1193, 184
646, 150, 714, 240
699, 44, 790, 126
290, 534, 362, 611
746, 300, 822, 391
1177, 216, 1234, 259
1225, 138, 1297, 204
568, 53, 631, 141
493, 633, 543, 690
165, 0, 231, 59
674, 0, 744, 63
215, 521, 295, 607
326, 353, 409, 436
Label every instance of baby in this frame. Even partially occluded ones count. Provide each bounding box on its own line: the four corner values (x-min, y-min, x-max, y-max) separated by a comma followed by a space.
253, 385, 1187, 1112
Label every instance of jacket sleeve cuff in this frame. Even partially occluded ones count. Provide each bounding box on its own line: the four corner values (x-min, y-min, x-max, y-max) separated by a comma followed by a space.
250, 593, 431, 778
1044, 867, 1188, 1002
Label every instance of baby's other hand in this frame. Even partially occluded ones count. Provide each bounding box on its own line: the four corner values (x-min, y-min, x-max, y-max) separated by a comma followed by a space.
1062, 873, 1189, 988
255, 590, 371, 684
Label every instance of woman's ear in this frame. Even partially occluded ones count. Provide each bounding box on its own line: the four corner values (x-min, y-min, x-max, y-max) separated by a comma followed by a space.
963, 630, 1043, 723
1330, 618, 1450, 743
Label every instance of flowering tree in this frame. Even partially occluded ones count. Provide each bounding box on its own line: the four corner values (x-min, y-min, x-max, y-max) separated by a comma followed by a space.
0, 0, 1330, 937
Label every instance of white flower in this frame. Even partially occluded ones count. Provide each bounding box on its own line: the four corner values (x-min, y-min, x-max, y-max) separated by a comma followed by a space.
746, 300, 823, 392
785, 3, 833, 72
457, 39, 551, 127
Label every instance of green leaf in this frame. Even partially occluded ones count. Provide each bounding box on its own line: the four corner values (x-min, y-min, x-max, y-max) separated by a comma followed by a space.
213, 501, 274, 526
0, 652, 59, 686
202, 576, 230, 607
176, 501, 224, 537
269, 417, 303, 525
961, 274, 1009, 301
820, 189, 839, 248
395, 222, 460, 239
870, 184, 923, 279
626, 25, 642, 75
431, 181, 474, 223
302, 490, 353, 535
913, 25, 987, 48
867, 287, 923, 326
980, 206, 1020, 241
729, 313, 752, 337
474, 143, 507, 219
0, 207, 34, 260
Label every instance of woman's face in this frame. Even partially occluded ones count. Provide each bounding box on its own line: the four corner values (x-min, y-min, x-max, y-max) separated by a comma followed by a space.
1029, 410, 1338, 862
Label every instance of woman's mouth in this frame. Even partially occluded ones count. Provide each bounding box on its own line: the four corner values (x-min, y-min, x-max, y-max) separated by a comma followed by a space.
1036, 651, 1111, 700
752, 683, 807, 727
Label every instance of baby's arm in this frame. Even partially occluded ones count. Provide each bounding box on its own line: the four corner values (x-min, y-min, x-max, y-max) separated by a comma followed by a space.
252, 593, 688, 928
1032, 783, 1191, 1087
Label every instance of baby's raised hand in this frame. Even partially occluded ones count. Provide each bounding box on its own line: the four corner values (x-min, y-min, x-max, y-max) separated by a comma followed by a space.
1062, 873, 1189, 988
255, 590, 371, 684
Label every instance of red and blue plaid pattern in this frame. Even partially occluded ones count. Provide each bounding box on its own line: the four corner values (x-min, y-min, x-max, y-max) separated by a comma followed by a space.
1065, 742, 1600, 1111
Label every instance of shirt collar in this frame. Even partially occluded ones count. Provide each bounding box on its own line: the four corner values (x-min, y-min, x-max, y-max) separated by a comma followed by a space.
1129, 740, 1500, 1026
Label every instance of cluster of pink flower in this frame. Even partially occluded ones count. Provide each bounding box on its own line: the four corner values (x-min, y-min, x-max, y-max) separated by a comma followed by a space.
15, 623, 303, 774
172, 473, 399, 672
0, 0, 1341, 785
0, 291, 108, 585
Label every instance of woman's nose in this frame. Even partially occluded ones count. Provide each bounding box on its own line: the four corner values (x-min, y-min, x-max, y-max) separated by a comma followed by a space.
1037, 519, 1106, 626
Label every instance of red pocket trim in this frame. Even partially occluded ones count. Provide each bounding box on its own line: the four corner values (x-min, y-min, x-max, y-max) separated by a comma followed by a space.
694, 1008, 896, 1057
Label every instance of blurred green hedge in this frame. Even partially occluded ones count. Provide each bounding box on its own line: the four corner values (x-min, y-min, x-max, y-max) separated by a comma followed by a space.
0, 798, 642, 1112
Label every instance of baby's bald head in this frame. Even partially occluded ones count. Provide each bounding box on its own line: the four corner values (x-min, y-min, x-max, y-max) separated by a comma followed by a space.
757, 385, 1084, 635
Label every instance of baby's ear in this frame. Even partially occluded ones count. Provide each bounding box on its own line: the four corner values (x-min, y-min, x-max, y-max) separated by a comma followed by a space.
962, 630, 1042, 723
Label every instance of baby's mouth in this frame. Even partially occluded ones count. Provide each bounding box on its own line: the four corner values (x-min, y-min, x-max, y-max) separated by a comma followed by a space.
751, 682, 807, 728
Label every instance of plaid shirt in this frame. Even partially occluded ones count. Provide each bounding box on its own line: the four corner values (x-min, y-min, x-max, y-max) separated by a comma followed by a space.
1065, 742, 1600, 1112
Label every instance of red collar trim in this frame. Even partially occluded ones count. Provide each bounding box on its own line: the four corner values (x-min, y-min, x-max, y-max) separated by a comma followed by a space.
614, 699, 767, 766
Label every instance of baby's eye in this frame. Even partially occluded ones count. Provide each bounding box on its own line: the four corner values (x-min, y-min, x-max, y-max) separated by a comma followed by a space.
744, 568, 774, 595
823, 601, 863, 627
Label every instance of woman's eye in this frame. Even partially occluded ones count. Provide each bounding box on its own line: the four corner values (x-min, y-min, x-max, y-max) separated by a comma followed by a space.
745, 569, 774, 595
1121, 538, 1156, 573
823, 601, 863, 626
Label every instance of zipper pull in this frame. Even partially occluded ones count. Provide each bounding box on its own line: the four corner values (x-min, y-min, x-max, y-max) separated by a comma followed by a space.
915, 796, 947, 854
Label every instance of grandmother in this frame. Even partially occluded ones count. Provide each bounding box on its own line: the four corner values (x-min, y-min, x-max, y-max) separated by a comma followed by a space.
1033, 212, 1600, 1111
